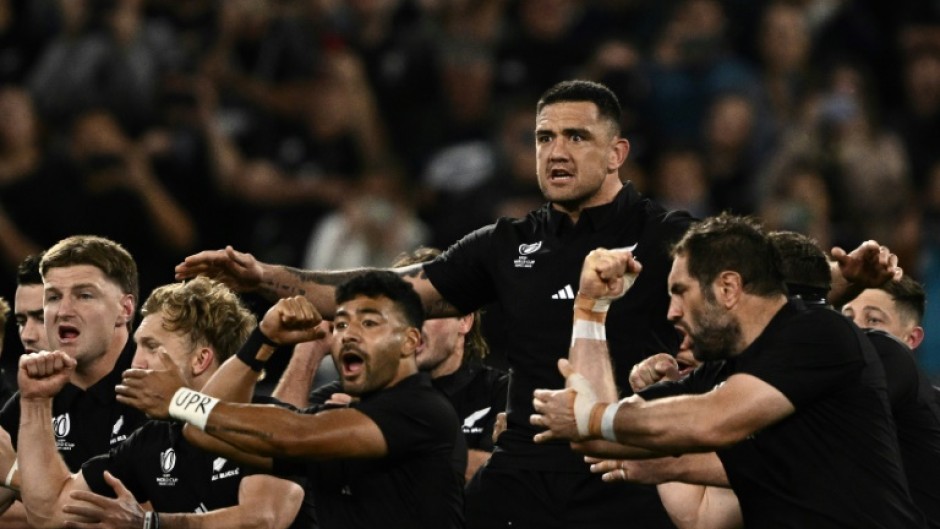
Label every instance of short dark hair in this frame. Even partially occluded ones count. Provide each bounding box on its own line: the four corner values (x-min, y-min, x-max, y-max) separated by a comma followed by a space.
393, 247, 490, 362
16, 253, 44, 286
878, 276, 926, 326
536, 80, 622, 133
41, 236, 139, 302
672, 213, 785, 298
769, 231, 831, 302
335, 271, 425, 330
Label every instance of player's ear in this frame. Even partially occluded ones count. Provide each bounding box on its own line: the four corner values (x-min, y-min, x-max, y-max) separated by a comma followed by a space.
191, 347, 215, 377
457, 314, 474, 336
117, 294, 135, 328
402, 326, 421, 358
907, 326, 925, 350
607, 137, 630, 173
715, 271, 743, 308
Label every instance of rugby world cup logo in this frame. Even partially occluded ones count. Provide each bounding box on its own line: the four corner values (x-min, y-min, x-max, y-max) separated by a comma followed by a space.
53, 413, 70, 438
160, 448, 177, 474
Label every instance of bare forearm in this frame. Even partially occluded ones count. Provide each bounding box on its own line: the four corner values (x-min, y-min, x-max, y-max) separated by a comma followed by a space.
202, 345, 272, 403
574, 439, 671, 460
255, 265, 361, 312
18, 399, 80, 528
659, 483, 742, 529
608, 396, 728, 453
258, 263, 459, 319
180, 424, 272, 471
158, 476, 303, 529
827, 261, 861, 307
158, 501, 297, 529
200, 405, 385, 460
568, 334, 618, 402
271, 353, 320, 409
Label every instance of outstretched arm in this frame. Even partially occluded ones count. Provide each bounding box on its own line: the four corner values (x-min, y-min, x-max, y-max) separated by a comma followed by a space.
174, 248, 459, 318
587, 452, 741, 529
532, 369, 795, 454
118, 371, 388, 462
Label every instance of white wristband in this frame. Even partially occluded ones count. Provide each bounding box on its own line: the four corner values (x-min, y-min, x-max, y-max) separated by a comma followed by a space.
571, 319, 606, 347
4, 459, 16, 488
601, 402, 620, 442
168, 388, 220, 431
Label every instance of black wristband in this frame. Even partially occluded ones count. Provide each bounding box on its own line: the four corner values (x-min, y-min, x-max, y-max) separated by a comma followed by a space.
236, 328, 278, 372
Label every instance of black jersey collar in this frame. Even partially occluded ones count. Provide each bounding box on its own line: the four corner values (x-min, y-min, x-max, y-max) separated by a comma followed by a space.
431, 363, 478, 399
547, 182, 640, 234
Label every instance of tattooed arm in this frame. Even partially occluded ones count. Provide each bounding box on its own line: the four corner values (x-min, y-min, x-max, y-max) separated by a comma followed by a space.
175, 246, 460, 318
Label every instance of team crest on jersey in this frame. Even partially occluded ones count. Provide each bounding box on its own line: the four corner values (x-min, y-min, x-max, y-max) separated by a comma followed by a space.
514, 241, 542, 268
462, 407, 491, 435
157, 448, 178, 487
110, 415, 127, 445
211, 457, 239, 481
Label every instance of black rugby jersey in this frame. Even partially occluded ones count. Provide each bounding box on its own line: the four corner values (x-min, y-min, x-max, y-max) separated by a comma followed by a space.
423, 183, 694, 470
0, 342, 148, 471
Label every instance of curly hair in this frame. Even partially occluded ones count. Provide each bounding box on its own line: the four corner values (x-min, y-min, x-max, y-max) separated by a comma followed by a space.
141, 277, 256, 363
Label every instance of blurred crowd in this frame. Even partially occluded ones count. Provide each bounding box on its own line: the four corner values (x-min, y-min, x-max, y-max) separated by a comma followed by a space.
0, 0, 939, 378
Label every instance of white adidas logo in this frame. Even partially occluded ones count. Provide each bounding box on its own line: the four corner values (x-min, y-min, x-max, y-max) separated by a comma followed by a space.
552, 285, 575, 300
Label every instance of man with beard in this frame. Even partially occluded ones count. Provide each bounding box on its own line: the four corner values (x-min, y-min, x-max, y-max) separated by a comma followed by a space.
113, 272, 464, 529
596, 232, 940, 528
531, 214, 927, 528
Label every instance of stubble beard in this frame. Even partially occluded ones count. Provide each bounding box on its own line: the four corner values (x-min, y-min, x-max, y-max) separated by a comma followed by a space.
688, 301, 742, 363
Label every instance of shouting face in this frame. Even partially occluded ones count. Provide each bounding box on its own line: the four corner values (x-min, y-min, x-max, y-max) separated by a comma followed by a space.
667, 256, 742, 362
332, 295, 419, 396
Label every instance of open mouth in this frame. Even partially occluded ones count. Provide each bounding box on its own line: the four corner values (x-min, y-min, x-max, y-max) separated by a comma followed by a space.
677, 359, 696, 377
58, 325, 80, 342
340, 348, 365, 376
549, 168, 574, 180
